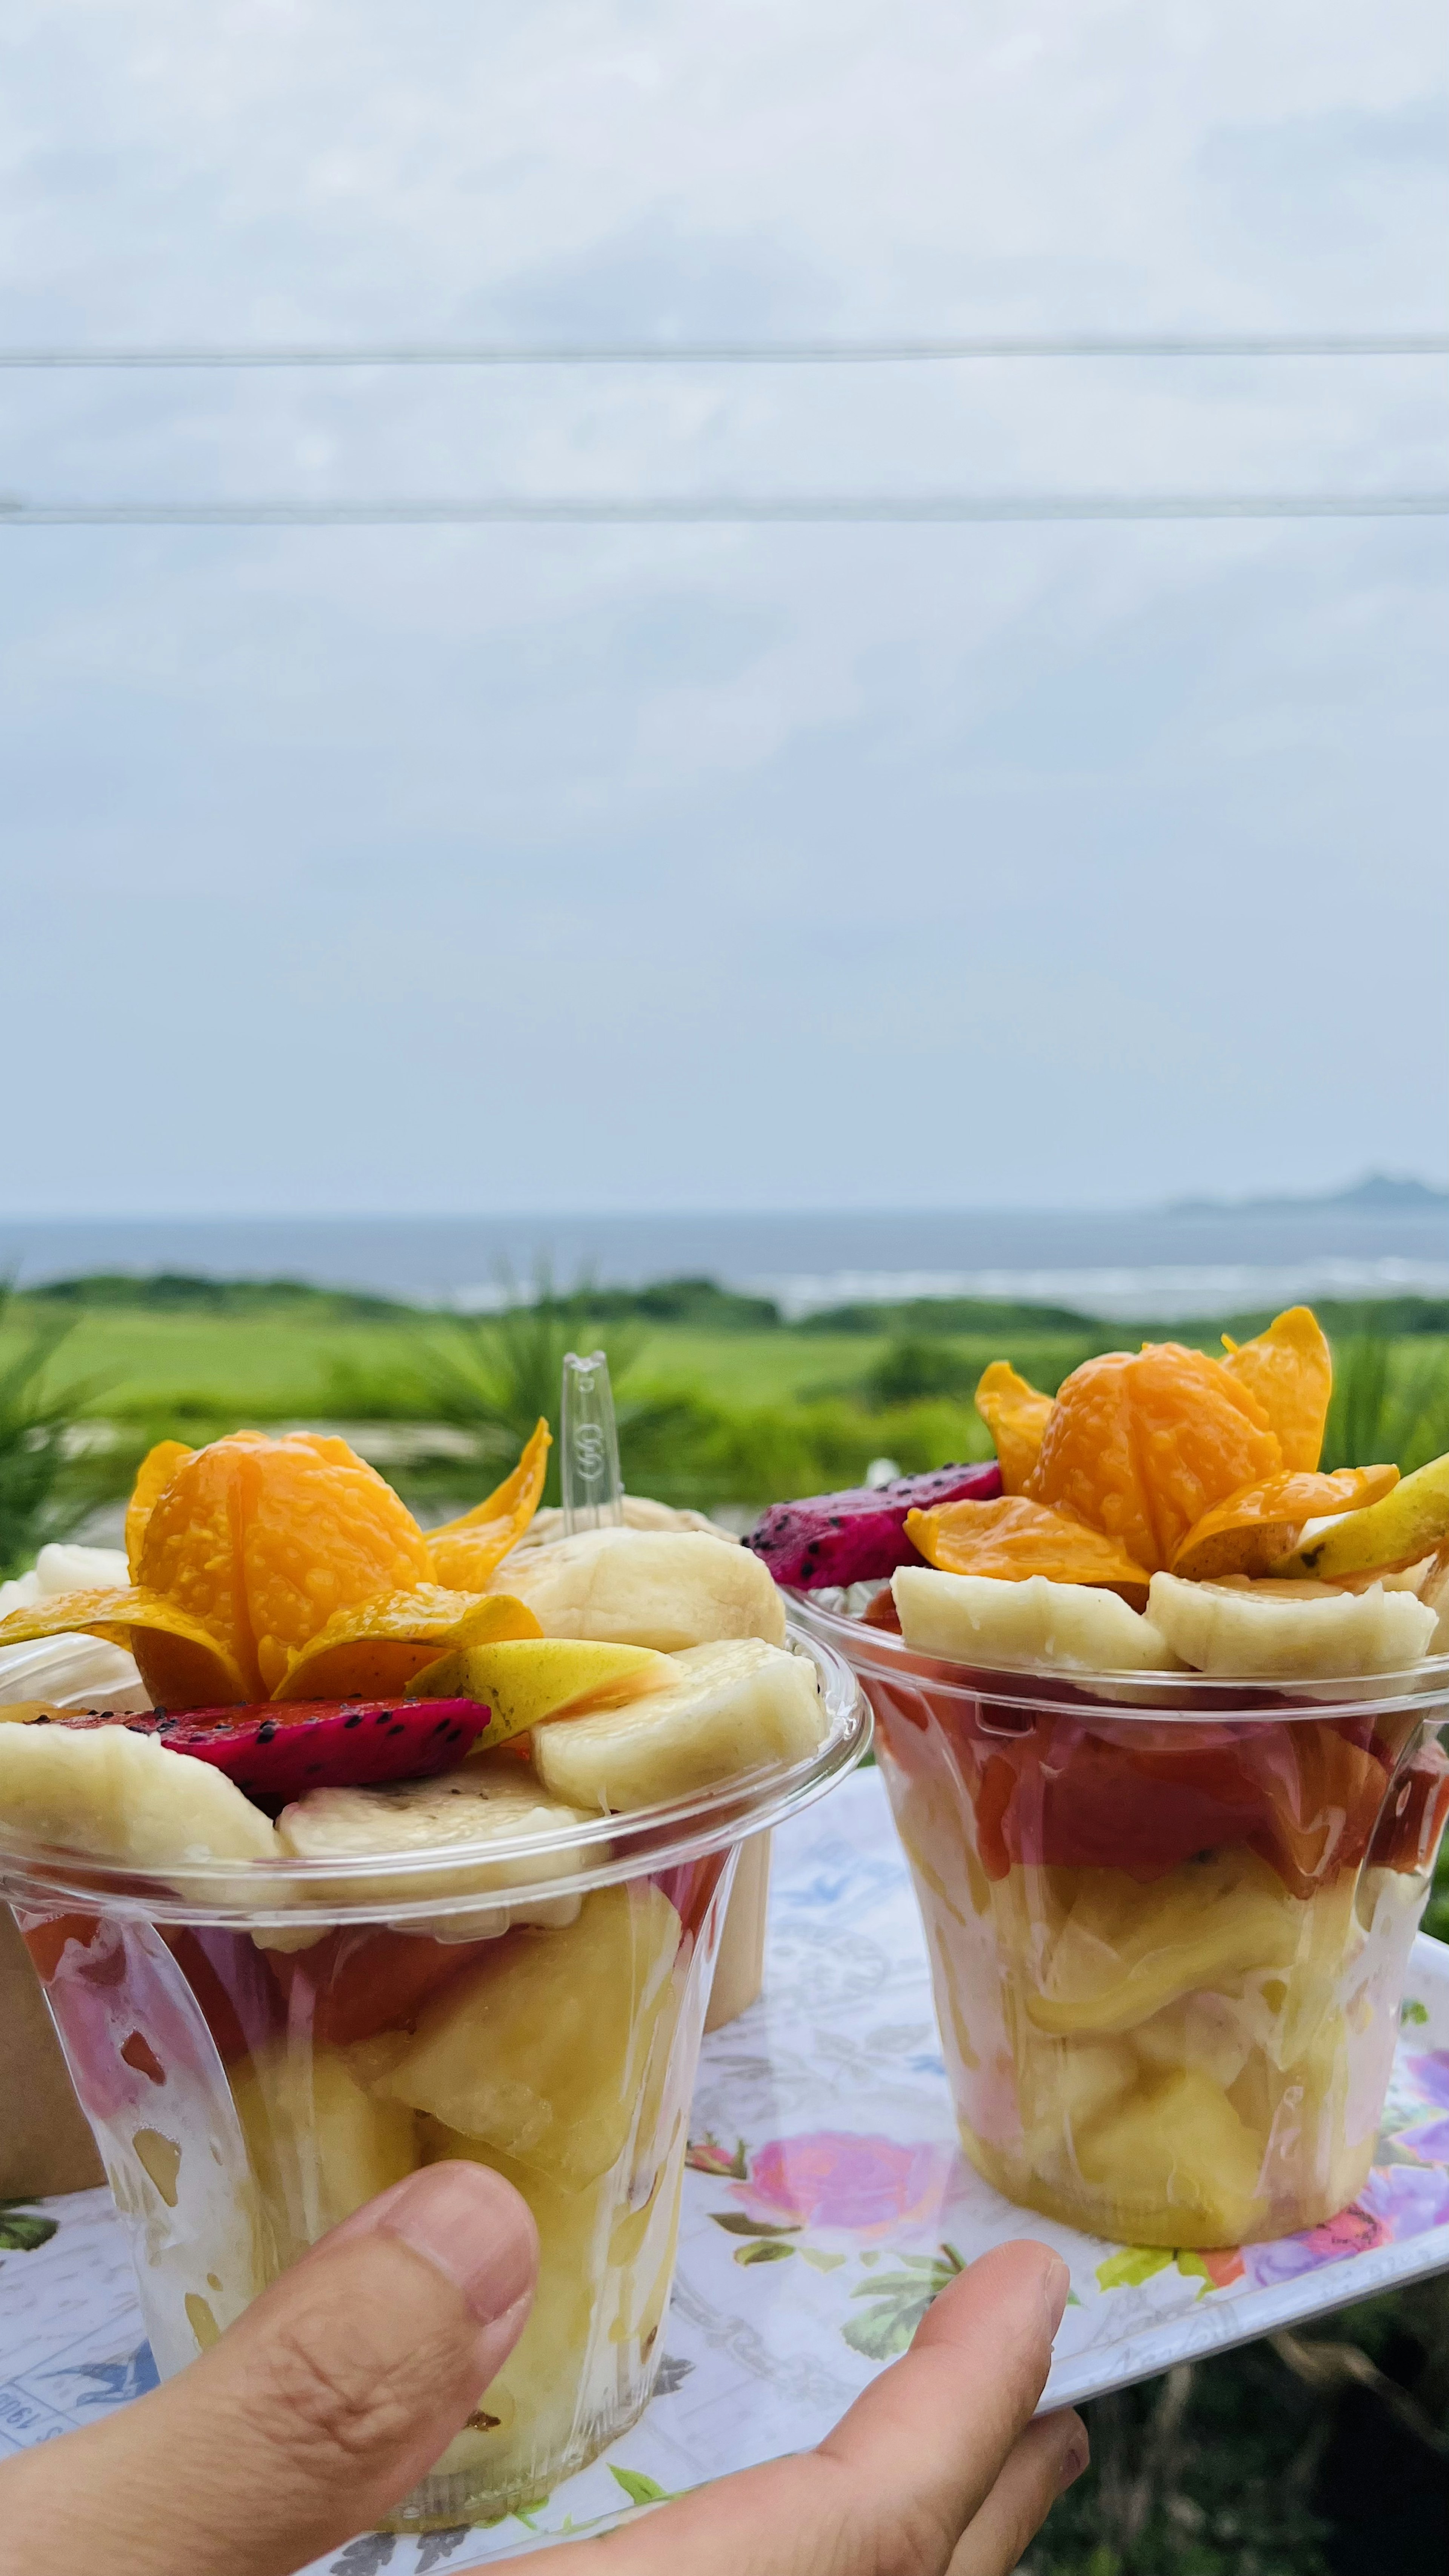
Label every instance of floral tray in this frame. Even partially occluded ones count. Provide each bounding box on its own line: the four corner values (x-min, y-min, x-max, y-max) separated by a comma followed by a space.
2, 1769, 1447, 2573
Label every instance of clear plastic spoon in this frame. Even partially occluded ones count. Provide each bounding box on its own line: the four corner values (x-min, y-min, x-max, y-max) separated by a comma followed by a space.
560, 1349, 625, 1536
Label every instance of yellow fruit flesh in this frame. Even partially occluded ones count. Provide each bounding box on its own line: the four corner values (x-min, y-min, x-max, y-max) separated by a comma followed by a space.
892, 1771, 1422, 2247
358, 1883, 681, 2188
408, 1636, 672, 1743
229, 2041, 418, 2269
1281, 1451, 1449, 1583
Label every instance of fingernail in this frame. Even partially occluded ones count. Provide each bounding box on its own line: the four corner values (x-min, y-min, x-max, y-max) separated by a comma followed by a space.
378, 2162, 538, 2327
1041, 2253, 1071, 2338
1057, 2430, 1090, 2494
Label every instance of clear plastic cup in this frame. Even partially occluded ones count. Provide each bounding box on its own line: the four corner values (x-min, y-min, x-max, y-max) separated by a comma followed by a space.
794, 1595, 1449, 2249
0, 1627, 866, 2530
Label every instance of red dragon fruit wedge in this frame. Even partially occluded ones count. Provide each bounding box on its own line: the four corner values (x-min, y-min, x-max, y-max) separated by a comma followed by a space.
744, 1460, 1003, 1590
49, 1699, 491, 1802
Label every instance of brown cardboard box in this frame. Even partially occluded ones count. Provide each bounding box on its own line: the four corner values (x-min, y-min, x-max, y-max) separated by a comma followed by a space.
705, 1830, 771, 2033
0, 1907, 104, 2199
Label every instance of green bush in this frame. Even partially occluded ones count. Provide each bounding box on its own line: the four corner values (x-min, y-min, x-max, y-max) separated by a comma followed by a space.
0, 1290, 100, 1576
1321, 1334, 1449, 1475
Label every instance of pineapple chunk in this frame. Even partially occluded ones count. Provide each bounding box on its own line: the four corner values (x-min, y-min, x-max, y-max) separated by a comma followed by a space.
1075, 2063, 1266, 2245
357, 1882, 681, 2189
230, 2039, 419, 2267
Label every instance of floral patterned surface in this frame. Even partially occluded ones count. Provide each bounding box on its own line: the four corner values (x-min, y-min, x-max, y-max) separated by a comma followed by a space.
3, 1770, 1449, 2569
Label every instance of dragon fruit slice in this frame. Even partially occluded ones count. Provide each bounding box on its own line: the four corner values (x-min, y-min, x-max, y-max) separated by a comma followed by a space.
744, 1461, 1003, 1590
49, 1698, 491, 1802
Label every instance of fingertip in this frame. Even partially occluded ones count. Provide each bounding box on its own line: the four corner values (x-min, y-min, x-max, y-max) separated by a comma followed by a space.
1053, 2409, 1089, 2493
319, 2159, 540, 2328
915, 2238, 1071, 2352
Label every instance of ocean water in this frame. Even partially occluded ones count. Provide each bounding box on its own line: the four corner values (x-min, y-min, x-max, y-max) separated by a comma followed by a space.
2, 1196, 1447, 1320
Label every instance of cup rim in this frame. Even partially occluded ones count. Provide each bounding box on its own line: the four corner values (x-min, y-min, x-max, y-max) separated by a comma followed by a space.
789, 1589, 1449, 1729
0, 1623, 871, 1925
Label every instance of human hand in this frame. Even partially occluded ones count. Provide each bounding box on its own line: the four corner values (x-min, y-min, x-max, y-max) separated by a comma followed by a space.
0, 2161, 1085, 2576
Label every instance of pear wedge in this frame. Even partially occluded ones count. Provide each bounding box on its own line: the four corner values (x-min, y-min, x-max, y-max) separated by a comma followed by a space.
1275, 1453, 1449, 1582
408, 1637, 673, 1744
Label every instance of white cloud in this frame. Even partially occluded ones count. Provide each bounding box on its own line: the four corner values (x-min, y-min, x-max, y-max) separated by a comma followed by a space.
0, 0, 1445, 1215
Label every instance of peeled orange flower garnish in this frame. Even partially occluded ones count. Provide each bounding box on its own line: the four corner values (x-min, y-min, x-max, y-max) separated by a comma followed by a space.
1218, 1306, 1332, 1474
274, 1589, 541, 1702
974, 1364, 1054, 1496
1171, 1463, 1400, 1583
906, 1496, 1151, 1595
426, 1418, 552, 1590
125, 1436, 193, 1579
1024, 1342, 1282, 1576
0, 1422, 552, 1707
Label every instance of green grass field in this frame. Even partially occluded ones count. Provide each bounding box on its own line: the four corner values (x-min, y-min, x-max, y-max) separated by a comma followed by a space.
18, 1306, 1082, 1417
6, 1294, 1449, 1527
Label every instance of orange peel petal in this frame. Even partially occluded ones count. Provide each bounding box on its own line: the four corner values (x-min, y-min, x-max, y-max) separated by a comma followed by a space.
1171, 1463, 1400, 1582
426, 1418, 552, 1589
0, 1586, 249, 1705
906, 1497, 1152, 1596
124, 1439, 194, 1581
974, 1363, 1055, 1496
272, 1586, 542, 1702
1219, 1307, 1332, 1474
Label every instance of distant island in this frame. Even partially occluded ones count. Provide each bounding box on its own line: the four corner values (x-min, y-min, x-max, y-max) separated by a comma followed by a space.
1167, 1174, 1449, 1219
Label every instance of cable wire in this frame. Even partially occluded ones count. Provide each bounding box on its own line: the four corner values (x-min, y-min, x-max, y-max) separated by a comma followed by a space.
1, 333, 1447, 369
2, 492, 1447, 525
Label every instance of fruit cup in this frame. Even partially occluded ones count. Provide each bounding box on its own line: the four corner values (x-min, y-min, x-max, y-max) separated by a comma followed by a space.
795, 1597, 1449, 2248
0, 1629, 866, 2530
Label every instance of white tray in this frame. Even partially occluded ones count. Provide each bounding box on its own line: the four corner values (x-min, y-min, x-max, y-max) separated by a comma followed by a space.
2, 1768, 1447, 2573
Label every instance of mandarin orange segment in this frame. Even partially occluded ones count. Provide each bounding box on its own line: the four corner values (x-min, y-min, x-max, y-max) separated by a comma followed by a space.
236, 1433, 434, 1694
125, 1439, 194, 1581
974, 1364, 1055, 1495
906, 1497, 1151, 1592
1219, 1307, 1333, 1473
1025, 1344, 1282, 1573
1171, 1463, 1400, 1582
272, 1586, 542, 1702
426, 1419, 552, 1589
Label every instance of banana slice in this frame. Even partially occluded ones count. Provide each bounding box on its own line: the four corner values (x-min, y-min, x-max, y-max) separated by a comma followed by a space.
489, 1527, 786, 1652
532, 1637, 826, 1812
892, 1567, 1174, 1673
1147, 1570, 1437, 1676
0, 1720, 279, 1865
268, 1760, 590, 1944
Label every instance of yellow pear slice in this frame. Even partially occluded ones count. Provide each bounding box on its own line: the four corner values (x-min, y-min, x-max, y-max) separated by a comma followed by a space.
271, 1588, 541, 1702
408, 1637, 672, 1745
1275, 1452, 1449, 1583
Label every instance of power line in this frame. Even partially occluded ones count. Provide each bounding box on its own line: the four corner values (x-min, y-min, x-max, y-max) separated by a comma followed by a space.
2, 491, 1447, 526
0, 333, 1447, 370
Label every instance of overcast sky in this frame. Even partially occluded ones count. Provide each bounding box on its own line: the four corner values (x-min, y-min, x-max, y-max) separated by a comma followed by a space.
3, 0, 1446, 1218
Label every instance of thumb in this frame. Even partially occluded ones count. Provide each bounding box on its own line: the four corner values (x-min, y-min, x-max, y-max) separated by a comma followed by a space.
0, 2160, 538, 2576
